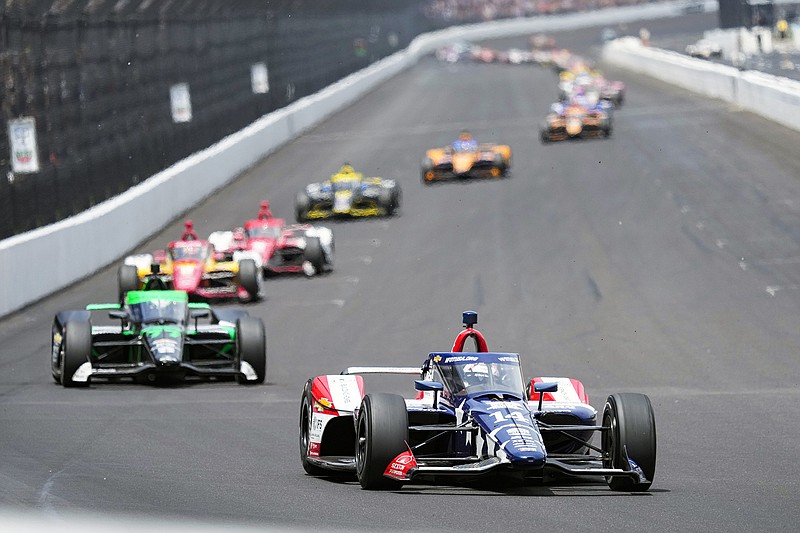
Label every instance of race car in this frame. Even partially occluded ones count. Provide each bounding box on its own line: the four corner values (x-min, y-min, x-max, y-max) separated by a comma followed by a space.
119, 221, 261, 302
593, 75, 625, 107
208, 201, 334, 277
299, 311, 656, 491
51, 289, 266, 387
295, 164, 400, 221
540, 99, 612, 143
421, 131, 511, 184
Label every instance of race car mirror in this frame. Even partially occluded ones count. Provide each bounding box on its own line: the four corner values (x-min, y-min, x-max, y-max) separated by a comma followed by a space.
415, 380, 444, 409
108, 310, 128, 324
190, 308, 209, 329
534, 381, 559, 412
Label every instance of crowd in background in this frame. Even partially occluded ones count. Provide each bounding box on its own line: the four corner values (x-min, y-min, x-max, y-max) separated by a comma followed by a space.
424, 0, 667, 22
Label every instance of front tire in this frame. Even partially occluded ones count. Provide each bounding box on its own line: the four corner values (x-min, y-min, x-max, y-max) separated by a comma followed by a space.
299, 380, 327, 475
355, 393, 409, 490
236, 317, 266, 384
602, 393, 656, 491
118, 265, 139, 302
61, 320, 92, 388
238, 259, 259, 301
303, 237, 325, 276
295, 191, 311, 222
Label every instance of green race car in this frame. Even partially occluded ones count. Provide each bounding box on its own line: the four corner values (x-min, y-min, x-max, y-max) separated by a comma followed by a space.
50, 290, 266, 387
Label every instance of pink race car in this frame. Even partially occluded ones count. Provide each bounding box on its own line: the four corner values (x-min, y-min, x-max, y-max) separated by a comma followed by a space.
120, 220, 261, 302
209, 201, 334, 278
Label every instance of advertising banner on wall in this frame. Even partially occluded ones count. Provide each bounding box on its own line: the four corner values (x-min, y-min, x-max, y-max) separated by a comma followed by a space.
251, 63, 269, 94
8, 117, 40, 173
170, 83, 193, 123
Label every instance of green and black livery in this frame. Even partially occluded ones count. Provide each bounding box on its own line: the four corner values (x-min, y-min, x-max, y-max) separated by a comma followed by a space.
51, 290, 266, 387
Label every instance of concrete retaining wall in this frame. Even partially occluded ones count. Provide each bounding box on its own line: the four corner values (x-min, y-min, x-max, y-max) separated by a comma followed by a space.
603, 37, 800, 133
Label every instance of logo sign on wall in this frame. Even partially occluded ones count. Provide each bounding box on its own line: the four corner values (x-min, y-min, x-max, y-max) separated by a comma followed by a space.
170, 83, 192, 123
251, 63, 269, 94
8, 117, 40, 173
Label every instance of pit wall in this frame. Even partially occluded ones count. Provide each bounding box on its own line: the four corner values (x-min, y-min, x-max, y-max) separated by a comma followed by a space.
0, 1, 695, 317
602, 36, 800, 134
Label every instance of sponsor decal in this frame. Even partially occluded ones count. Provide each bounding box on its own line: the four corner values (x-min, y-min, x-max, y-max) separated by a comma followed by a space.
497, 356, 518, 363
443, 355, 479, 364
384, 449, 417, 481
309, 442, 321, 457
8, 117, 40, 173
310, 413, 334, 442
485, 401, 525, 411
152, 339, 178, 353
326, 375, 362, 411
433, 355, 442, 362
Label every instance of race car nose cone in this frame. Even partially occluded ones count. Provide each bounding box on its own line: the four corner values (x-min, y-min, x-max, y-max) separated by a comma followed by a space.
155, 355, 180, 367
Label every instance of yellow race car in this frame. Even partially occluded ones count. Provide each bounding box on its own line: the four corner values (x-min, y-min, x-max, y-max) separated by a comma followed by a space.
295, 164, 401, 221
421, 132, 511, 184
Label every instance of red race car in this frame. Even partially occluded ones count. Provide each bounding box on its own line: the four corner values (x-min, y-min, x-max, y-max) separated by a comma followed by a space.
208, 201, 334, 278
120, 220, 261, 302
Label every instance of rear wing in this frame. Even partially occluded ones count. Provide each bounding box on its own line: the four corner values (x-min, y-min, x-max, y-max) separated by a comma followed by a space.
341, 367, 421, 376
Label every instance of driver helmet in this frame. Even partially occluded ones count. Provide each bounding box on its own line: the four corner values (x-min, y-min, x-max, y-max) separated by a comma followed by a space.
463, 362, 490, 387
339, 163, 355, 175
233, 227, 246, 242
458, 130, 473, 141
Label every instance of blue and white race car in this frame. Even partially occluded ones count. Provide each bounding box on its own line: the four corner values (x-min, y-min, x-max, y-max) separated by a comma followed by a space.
299, 311, 656, 491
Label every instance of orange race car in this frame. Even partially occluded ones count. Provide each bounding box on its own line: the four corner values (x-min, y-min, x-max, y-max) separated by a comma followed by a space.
421, 131, 511, 184
539, 99, 612, 143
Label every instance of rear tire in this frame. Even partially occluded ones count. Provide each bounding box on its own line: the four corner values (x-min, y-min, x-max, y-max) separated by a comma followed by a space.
118, 265, 139, 302
602, 393, 656, 491
295, 191, 311, 222
236, 317, 266, 384
238, 259, 259, 300
299, 380, 328, 475
492, 153, 507, 176
61, 320, 92, 388
378, 188, 395, 216
304, 237, 325, 276
421, 158, 436, 185
355, 393, 408, 490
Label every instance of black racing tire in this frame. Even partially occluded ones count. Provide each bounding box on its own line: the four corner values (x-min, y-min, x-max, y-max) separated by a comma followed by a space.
540, 129, 550, 144
421, 158, 436, 185
295, 190, 311, 222
355, 393, 409, 490
299, 380, 328, 476
118, 265, 140, 302
51, 322, 63, 384
323, 233, 335, 270
303, 236, 325, 276
492, 152, 507, 176
602, 393, 656, 491
390, 184, 401, 211
61, 320, 92, 388
236, 317, 266, 384
238, 259, 259, 301
378, 188, 395, 216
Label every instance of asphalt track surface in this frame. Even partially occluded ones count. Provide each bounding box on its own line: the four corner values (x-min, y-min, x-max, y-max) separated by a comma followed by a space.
2, 13, 799, 532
